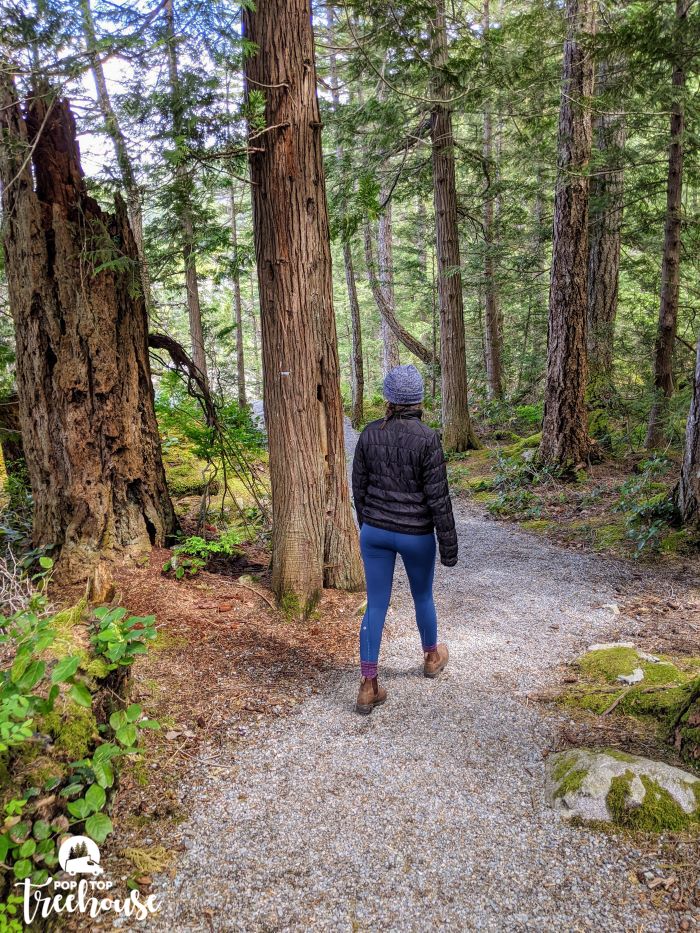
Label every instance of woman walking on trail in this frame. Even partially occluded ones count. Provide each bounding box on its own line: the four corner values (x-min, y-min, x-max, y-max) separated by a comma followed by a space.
351, 364, 458, 715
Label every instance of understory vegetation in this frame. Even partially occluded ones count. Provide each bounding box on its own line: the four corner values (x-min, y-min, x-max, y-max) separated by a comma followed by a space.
0, 564, 161, 905
449, 405, 699, 561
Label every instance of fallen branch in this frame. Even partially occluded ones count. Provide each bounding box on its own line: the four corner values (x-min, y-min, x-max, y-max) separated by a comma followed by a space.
217, 578, 278, 614
600, 686, 632, 716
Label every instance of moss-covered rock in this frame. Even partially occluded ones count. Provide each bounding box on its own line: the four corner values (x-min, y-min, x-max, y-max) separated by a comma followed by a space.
546, 748, 700, 831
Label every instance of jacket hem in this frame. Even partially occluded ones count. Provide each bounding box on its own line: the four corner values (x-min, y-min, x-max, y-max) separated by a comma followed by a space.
362, 519, 435, 537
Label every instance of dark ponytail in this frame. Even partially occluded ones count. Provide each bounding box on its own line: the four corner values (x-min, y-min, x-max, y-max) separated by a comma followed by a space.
380, 401, 422, 429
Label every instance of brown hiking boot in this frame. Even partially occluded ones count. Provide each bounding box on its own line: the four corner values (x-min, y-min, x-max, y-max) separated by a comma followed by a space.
424, 644, 449, 679
355, 676, 387, 715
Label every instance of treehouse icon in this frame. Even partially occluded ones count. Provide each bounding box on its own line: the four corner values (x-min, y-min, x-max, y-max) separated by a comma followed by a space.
58, 836, 104, 877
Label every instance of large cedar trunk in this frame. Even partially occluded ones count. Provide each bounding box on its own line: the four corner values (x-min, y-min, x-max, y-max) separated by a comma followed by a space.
0, 80, 176, 580
431, 0, 479, 451
538, 0, 595, 468
243, 0, 363, 607
646, 0, 689, 449
587, 59, 625, 403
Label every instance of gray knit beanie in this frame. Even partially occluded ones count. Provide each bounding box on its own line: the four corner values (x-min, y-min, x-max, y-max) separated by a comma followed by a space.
382, 364, 424, 405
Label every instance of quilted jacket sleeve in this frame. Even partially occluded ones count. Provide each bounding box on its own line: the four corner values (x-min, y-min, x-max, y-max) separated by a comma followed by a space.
422, 431, 458, 566
351, 431, 368, 528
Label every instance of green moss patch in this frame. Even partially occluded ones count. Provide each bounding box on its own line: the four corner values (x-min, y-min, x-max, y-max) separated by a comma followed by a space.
593, 521, 627, 550
520, 519, 553, 533
472, 490, 499, 505
562, 647, 700, 769
501, 432, 542, 458
607, 771, 699, 833
39, 701, 99, 761
577, 646, 641, 682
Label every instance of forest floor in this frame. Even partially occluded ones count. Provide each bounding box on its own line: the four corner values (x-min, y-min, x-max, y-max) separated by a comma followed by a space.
88, 420, 699, 932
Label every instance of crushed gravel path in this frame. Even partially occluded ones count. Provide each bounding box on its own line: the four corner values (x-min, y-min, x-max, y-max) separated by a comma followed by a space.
149, 421, 681, 931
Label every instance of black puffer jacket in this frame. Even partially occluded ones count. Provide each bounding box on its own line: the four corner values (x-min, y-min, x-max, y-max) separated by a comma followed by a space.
351, 410, 458, 566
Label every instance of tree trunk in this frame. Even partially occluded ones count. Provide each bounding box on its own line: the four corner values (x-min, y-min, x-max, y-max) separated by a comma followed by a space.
80, 0, 153, 314
229, 184, 247, 408
677, 331, 700, 525
243, 0, 363, 608
378, 201, 401, 376
363, 221, 435, 365
328, 13, 363, 428
538, 0, 595, 469
343, 241, 365, 428
646, 0, 689, 449
430, 0, 479, 451
0, 80, 176, 582
0, 394, 25, 482
482, 0, 503, 401
249, 267, 261, 396
587, 59, 625, 404
164, 0, 209, 389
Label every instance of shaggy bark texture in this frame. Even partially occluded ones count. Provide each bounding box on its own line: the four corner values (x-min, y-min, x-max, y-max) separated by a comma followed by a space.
243, 0, 363, 607
0, 80, 176, 581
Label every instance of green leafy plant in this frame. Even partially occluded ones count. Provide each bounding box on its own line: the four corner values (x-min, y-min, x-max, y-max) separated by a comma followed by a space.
0, 598, 162, 888
485, 454, 554, 518
613, 456, 677, 556
91, 607, 157, 666
163, 526, 248, 578
0, 892, 24, 931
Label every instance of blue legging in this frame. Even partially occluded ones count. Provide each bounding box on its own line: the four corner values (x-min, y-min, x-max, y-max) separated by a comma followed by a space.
359, 522, 437, 669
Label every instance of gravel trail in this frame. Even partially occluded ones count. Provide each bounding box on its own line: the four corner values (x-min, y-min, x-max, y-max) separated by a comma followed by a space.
150, 421, 678, 931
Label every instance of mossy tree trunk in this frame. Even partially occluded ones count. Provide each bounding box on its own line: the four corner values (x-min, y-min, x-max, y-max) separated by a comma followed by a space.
0, 79, 176, 582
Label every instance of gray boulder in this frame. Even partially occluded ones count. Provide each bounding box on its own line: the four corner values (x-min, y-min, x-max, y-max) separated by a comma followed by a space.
546, 748, 700, 830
